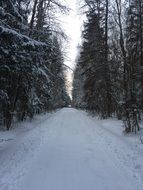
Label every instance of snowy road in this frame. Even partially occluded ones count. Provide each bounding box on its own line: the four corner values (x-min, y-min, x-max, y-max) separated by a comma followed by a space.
0, 108, 143, 190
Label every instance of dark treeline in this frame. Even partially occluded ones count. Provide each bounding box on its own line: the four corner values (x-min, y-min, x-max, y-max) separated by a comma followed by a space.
0, 0, 70, 130
73, 0, 143, 133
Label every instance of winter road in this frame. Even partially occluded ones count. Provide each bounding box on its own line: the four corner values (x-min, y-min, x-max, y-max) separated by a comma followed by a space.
0, 108, 142, 190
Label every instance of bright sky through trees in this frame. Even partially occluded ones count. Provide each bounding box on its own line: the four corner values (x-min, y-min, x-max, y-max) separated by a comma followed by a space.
60, 0, 84, 97
61, 0, 83, 70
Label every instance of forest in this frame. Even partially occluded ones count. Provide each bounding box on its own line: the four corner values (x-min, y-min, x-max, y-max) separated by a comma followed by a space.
73, 0, 143, 133
0, 0, 143, 133
0, 0, 70, 130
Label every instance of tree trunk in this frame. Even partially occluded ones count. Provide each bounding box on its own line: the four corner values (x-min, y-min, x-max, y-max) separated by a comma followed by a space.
29, 0, 38, 37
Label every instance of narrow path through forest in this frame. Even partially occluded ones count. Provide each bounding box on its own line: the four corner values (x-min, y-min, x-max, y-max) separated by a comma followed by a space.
0, 108, 143, 190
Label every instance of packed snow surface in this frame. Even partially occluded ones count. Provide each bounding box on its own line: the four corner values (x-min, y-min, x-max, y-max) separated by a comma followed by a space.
0, 108, 143, 190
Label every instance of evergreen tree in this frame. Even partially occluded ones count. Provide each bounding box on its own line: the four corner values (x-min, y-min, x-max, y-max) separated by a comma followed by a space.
73, 1, 114, 118
73, 0, 143, 133
0, 0, 70, 130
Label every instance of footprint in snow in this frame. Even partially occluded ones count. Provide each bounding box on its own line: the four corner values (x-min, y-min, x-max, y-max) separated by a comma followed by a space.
134, 164, 142, 170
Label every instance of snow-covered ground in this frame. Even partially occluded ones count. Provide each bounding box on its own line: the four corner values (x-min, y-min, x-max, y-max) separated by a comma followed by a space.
0, 108, 143, 190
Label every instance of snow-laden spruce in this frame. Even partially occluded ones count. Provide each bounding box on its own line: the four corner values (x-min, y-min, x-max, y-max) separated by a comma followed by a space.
0, 0, 70, 130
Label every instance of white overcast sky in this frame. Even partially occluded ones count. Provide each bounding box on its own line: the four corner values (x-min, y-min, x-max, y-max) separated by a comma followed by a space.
59, 0, 85, 97
61, 0, 83, 70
